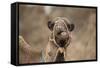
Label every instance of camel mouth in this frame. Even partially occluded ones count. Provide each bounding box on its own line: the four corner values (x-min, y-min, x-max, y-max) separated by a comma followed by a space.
59, 40, 66, 47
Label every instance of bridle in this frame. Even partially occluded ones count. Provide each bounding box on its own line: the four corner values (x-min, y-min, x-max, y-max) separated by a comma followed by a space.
49, 18, 71, 61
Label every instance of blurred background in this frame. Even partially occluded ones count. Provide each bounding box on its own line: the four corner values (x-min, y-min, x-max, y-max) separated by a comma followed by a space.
19, 4, 96, 64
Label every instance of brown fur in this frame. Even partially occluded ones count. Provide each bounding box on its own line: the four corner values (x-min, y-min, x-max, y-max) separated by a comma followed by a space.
43, 17, 74, 62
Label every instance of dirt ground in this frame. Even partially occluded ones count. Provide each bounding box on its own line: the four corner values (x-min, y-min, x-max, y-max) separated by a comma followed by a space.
19, 4, 96, 64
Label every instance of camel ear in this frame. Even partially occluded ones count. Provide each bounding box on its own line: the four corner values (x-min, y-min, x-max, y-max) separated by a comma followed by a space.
48, 21, 55, 31
67, 24, 74, 31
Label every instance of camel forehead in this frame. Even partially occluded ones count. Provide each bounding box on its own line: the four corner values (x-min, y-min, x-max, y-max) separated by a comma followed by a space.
54, 20, 67, 29
55, 19, 65, 24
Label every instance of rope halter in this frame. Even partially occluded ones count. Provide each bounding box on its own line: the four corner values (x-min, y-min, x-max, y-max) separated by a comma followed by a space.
49, 17, 72, 61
